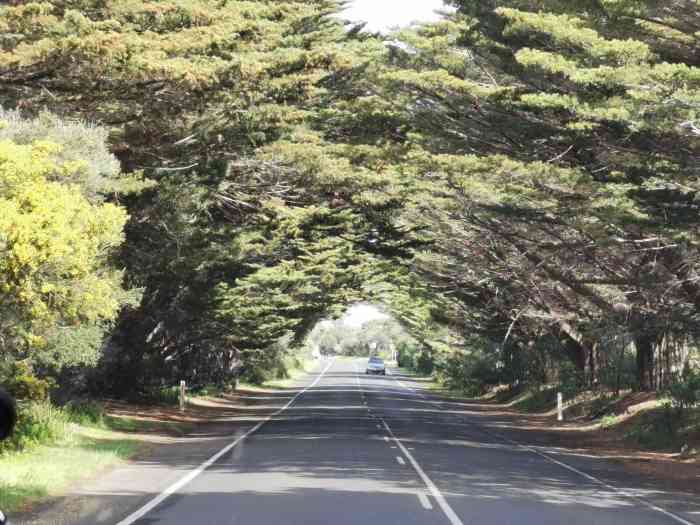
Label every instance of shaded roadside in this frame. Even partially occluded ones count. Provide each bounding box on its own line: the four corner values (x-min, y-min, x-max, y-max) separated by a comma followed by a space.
10, 381, 305, 525
402, 372, 700, 496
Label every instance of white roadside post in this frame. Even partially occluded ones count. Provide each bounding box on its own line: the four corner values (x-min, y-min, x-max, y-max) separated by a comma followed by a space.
557, 392, 563, 421
180, 380, 186, 412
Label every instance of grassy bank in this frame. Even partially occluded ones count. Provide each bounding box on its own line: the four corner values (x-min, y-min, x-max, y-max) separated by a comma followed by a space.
0, 426, 138, 513
0, 401, 186, 514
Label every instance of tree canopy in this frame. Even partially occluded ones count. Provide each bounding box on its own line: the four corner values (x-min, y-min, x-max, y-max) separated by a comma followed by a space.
1, 0, 698, 396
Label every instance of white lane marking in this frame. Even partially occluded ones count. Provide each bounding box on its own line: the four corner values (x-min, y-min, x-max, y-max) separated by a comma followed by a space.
389, 368, 426, 398
376, 424, 381, 429
499, 434, 696, 525
384, 436, 390, 442
381, 418, 463, 525
396, 456, 406, 466
115, 359, 335, 525
392, 369, 695, 525
418, 493, 433, 510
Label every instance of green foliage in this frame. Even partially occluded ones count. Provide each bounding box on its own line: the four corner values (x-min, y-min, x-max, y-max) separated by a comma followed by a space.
0, 401, 69, 454
0, 398, 108, 455
0, 109, 152, 200
558, 361, 585, 401
0, 112, 131, 382
667, 366, 700, 412
0, 362, 53, 402
625, 403, 686, 450
398, 342, 435, 376
64, 400, 106, 427
3, 0, 700, 403
514, 387, 558, 413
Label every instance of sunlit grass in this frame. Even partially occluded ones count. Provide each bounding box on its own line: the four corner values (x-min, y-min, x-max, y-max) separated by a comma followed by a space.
0, 425, 139, 513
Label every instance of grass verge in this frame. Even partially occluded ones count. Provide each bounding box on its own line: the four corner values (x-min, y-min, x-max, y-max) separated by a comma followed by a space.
0, 402, 189, 514
0, 425, 139, 513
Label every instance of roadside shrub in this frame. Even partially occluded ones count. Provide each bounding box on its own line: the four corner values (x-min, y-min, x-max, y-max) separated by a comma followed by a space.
436, 350, 501, 396
626, 403, 684, 449
0, 402, 70, 453
397, 343, 434, 375
65, 400, 105, 426
558, 361, 585, 401
1, 361, 53, 401
515, 387, 558, 413
148, 385, 180, 405
667, 366, 700, 412
240, 363, 272, 385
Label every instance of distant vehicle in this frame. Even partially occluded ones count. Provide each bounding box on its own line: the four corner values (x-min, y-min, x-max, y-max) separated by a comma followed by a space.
365, 356, 386, 375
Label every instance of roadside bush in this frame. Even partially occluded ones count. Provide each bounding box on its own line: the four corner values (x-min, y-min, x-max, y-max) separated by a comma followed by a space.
514, 387, 558, 413
436, 350, 501, 396
397, 343, 434, 375
65, 400, 106, 426
667, 366, 700, 412
0, 402, 69, 454
0, 361, 53, 401
558, 361, 585, 401
626, 403, 684, 449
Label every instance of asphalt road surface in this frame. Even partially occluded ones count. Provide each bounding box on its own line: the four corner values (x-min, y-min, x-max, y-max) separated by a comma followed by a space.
25, 358, 700, 525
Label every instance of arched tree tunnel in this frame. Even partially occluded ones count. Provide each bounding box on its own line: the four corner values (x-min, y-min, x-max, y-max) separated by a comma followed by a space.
1, 0, 698, 405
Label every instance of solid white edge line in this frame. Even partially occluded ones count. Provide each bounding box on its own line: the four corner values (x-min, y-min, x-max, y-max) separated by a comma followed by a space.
115, 358, 335, 525
502, 436, 696, 525
381, 418, 463, 525
417, 493, 433, 510
390, 367, 695, 525
388, 367, 426, 398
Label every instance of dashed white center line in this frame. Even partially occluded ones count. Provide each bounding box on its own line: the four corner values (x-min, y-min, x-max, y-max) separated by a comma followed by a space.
387, 365, 695, 525
381, 417, 464, 525
396, 456, 406, 466
418, 493, 433, 510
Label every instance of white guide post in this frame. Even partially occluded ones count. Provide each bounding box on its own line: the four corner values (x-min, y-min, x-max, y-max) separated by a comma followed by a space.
557, 392, 563, 421
180, 380, 186, 412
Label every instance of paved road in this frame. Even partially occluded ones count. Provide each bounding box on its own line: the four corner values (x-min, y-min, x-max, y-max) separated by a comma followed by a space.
22, 358, 700, 525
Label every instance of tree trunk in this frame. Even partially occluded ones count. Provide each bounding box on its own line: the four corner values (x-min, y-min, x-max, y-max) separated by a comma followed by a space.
587, 341, 599, 387
634, 335, 656, 391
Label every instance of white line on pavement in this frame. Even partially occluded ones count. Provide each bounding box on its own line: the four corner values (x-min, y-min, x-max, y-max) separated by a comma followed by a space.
389, 366, 695, 525
417, 493, 433, 510
388, 367, 426, 398
502, 436, 696, 525
115, 358, 335, 525
396, 456, 406, 466
381, 418, 464, 525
